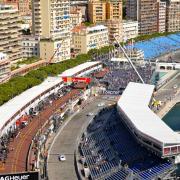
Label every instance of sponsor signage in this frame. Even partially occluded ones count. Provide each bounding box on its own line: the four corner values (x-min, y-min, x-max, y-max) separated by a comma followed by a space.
103, 90, 121, 95
62, 77, 91, 84
0, 171, 39, 180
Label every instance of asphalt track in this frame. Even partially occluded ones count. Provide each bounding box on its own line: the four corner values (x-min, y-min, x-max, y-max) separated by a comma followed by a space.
0, 89, 80, 174
47, 96, 117, 180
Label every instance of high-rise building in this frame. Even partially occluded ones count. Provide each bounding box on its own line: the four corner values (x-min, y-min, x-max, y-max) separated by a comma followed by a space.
0, 4, 22, 61
1, 0, 31, 15
106, 0, 122, 20
70, 7, 83, 29
126, 0, 138, 21
0, 53, 11, 84
157, 0, 166, 32
18, 0, 31, 16
166, 0, 180, 32
88, 0, 122, 24
126, 0, 159, 34
32, 0, 71, 63
88, 0, 107, 23
70, 0, 88, 21
105, 20, 123, 43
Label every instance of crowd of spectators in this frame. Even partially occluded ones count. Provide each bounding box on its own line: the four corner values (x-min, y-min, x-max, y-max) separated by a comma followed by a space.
100, 63, 153, 92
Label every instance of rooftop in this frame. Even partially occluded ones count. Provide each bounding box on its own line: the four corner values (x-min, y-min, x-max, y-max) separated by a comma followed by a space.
118, 82, 180, 145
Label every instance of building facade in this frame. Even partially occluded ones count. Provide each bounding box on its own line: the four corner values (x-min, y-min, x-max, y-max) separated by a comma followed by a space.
1, 0, 31, 15
126, 0, 159, 34
126, 0, 138, 21
18, 0, 31, 16
32, 0, 71, 63
70, 7, 83, 29
0, 4, 22, 62
22, 36, 40, 58
0, 53, 11, 83
122, 20, 138, 41
106, 0, 122, 20
88, 0, 122, 24
157, 0, 166, 32
105, 19, 123, 43
72, 25, 109, 54
166, 0, 180, 32
138, 0, 159, 34
88, 0, 107, 23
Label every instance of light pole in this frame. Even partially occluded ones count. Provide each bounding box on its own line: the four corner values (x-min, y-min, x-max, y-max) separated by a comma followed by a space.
113, 35, 145, 84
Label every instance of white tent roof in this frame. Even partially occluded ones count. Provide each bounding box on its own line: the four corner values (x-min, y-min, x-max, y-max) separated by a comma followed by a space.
0, 77, 63, 131
0, 61, 101, 133
61, 61, 100, 77
118, 82, 180, 145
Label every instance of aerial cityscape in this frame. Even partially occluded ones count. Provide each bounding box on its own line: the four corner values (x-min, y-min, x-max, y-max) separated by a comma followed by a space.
0, 0, 179, 179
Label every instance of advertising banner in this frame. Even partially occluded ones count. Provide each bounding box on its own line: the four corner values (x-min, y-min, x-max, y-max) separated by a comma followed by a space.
0, 171, 39, 180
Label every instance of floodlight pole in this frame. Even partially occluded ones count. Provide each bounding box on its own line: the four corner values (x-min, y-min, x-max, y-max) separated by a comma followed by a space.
113, 35, 145, 84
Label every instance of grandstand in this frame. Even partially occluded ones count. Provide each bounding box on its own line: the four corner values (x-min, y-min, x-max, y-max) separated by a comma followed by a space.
127, 33, 180, 60
99, 64, 153, 93
79, 106, 176, 180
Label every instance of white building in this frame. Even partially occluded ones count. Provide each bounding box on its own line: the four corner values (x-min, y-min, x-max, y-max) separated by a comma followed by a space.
122, 20, 138, 42
32, 0, 71, 63
72, 25, 109, 54
22, 36, 40, 58
0, 53, 11, 84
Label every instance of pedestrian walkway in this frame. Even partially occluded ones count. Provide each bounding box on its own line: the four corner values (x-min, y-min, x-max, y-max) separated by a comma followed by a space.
157, 89, 180, 118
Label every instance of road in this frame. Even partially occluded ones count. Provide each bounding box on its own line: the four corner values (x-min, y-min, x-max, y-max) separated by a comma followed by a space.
0, 89, 80, 174
47, 96, 117, 180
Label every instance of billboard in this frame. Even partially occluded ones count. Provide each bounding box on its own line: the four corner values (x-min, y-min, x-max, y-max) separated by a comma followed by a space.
0, 171, 39, 180
62, 77, 91, 84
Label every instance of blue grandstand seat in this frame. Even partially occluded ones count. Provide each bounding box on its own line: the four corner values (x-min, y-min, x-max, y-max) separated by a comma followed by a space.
79, 108, 174, 180
126, 33, 180, 60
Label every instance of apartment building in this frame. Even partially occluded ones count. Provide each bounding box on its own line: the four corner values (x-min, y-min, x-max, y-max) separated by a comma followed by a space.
18, 0, 31, 16
122, 20, 138, 41
88, 0, 106, 23
0, 4, 22, 62
72, 25, 109, 54
126, 0, 138, 21
105, 19, 123, 43
138, 0, 159, 34
166, 0, 180, 32
106, 0, 122, 20
157, 0, 166, 32
126, 0, 159, 34
88, 0, 122, 23
0, 53, 11, 84
22, 36, 40, 58
32, 0, 71, 63
1, 0, 31, 15
70, 7, 83, 29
